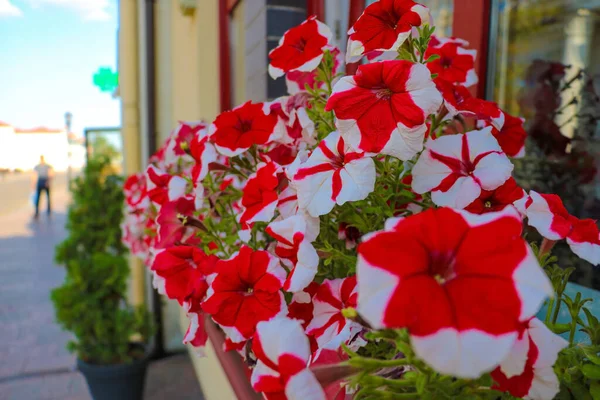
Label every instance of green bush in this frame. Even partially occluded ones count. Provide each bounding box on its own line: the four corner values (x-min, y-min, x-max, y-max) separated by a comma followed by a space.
52, 155, 153, 365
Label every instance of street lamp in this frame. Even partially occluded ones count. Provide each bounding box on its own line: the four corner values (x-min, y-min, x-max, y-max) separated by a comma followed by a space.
64, 112, 73, 182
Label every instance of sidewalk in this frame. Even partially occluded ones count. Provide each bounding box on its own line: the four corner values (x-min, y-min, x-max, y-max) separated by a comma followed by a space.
0, 184, 204, 400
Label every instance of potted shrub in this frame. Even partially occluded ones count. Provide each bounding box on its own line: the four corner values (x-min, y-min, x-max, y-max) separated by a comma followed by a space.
52, 155, 154, 400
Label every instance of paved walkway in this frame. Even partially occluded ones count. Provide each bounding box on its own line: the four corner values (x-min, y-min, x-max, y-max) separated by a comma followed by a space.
0, 184, 204, 399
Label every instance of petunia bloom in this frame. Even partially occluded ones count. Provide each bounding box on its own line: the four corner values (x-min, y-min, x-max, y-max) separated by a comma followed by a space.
356, 207, 552, 378
168, 121, 208, 158
124, 173, 149, 209
251, 317, 326, 400
411, 127, 514, 209
479, 112, 527, 158
491, 318, 568, 400
154, 197, 197, 249
521, 191, 600, 265
145, 165, 188, 205
151, 245, 217, 306
346, 0, 430, 63
239, 162, 280, 225
435, 79, 504, 129
268, 16, 332, 79
189, 129, 218, 183
287, 282, 320, 329
209, 101, 278, 157
266, 215, 319, 293
326, 61, 442, 160
202, 246, 287, 343
464, 177, 526, 214
425, 37, 478, 87
293, 131, 375, 217
306, 277, 362, 351
285, 47, 343, 95
183, 312, 209, 356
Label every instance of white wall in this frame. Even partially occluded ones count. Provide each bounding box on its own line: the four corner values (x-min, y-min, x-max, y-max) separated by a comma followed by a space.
0, 126, 72, 171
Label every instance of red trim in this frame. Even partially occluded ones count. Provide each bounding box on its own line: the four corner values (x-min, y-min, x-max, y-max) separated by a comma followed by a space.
345, 0, 365, 75
204, 316, 261, 400
219, 0, 232, 113
452, 0, 492, 99
227, 0, 242, 14
306, 0, 325, 20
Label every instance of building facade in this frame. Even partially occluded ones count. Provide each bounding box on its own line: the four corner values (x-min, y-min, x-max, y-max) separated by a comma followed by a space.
0, 122, 85, 172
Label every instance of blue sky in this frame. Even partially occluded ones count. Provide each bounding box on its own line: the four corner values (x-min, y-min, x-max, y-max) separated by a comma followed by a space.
0, 0, 119, 137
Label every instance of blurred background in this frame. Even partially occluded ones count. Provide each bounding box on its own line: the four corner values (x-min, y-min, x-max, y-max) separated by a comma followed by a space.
0, 0, 600, 399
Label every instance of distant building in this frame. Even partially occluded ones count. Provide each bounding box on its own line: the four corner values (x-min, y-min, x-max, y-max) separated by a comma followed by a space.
0, 122, 86, 171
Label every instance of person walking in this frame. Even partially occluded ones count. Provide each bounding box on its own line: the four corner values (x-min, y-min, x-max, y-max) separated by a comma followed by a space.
32, 155, 53, 218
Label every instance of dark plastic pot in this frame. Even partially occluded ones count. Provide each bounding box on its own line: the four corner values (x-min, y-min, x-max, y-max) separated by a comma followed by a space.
77, 355, 149, 400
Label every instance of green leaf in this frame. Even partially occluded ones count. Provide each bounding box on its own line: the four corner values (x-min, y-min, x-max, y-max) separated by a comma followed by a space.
415, 373, 427, 394
591, 382, 600, 400
551, 323, 572, 334
584, 348, 600, 366
582, 364, 600, 379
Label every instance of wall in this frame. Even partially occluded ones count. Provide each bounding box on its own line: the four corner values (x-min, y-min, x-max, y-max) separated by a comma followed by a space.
0, 127, 71, 171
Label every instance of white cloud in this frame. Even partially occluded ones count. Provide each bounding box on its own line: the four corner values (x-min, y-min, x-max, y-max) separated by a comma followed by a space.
29, 0, 112, 21
0, 0, 23, 17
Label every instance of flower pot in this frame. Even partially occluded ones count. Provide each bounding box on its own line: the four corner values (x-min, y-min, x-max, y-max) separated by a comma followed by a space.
77, 355, 149, 400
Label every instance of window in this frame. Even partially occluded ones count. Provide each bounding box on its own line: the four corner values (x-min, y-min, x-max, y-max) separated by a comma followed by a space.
489, 0, 600, 287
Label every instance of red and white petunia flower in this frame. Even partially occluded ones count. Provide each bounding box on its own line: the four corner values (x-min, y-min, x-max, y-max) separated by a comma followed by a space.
267, 94, 316, 148
189, 129, 218, 183
166, 121, 208, 160
326, 61, 443, 160
266, 215, 319, 293
121, 213, 150, 257
145, 165, 188, 205
306, 277, 362, 351
491, 318, 568, 400
151, 245, 217, 306
425, 37, 478, 87
251, 317, 326, 400
346, 0, 430, 63
310, 348, 354, 400
124, 173, 149, 209
464, 177, 526, 215
337, 223, 361, 250
202, 246, 287, 343
268, 16, 332, 79
287, 282, 320, 329
356, 207, 552, 378
521, 191, 600, 265
154, 197, 197, 249
286, 47, 343, 95
277, 150, 310, 218
411, 127, 514, 209
239, 162, 280, 225
479, 112, 527, 158
293, 131, 376, 217
183, 312, 209, 356
435, 79, 505, 129
209, 101, 279, 157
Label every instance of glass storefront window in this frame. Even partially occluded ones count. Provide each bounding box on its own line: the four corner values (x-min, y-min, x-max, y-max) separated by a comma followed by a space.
490, 0, 600, 287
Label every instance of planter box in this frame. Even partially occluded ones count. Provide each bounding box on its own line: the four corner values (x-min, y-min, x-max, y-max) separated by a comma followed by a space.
179, 310, 260, 400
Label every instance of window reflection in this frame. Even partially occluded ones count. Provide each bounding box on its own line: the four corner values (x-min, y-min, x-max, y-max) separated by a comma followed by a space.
491, 0, 600, 288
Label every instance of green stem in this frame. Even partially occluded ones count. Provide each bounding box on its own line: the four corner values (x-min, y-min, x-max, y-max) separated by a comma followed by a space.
569, 315, 577, 345
349, 357, 410, 370
545, 298, 555, 324
552, 297, 562, 325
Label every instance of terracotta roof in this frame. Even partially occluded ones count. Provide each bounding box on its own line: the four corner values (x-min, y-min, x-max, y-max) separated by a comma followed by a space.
15, 127, 64, 134
0, 121, 11, 127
